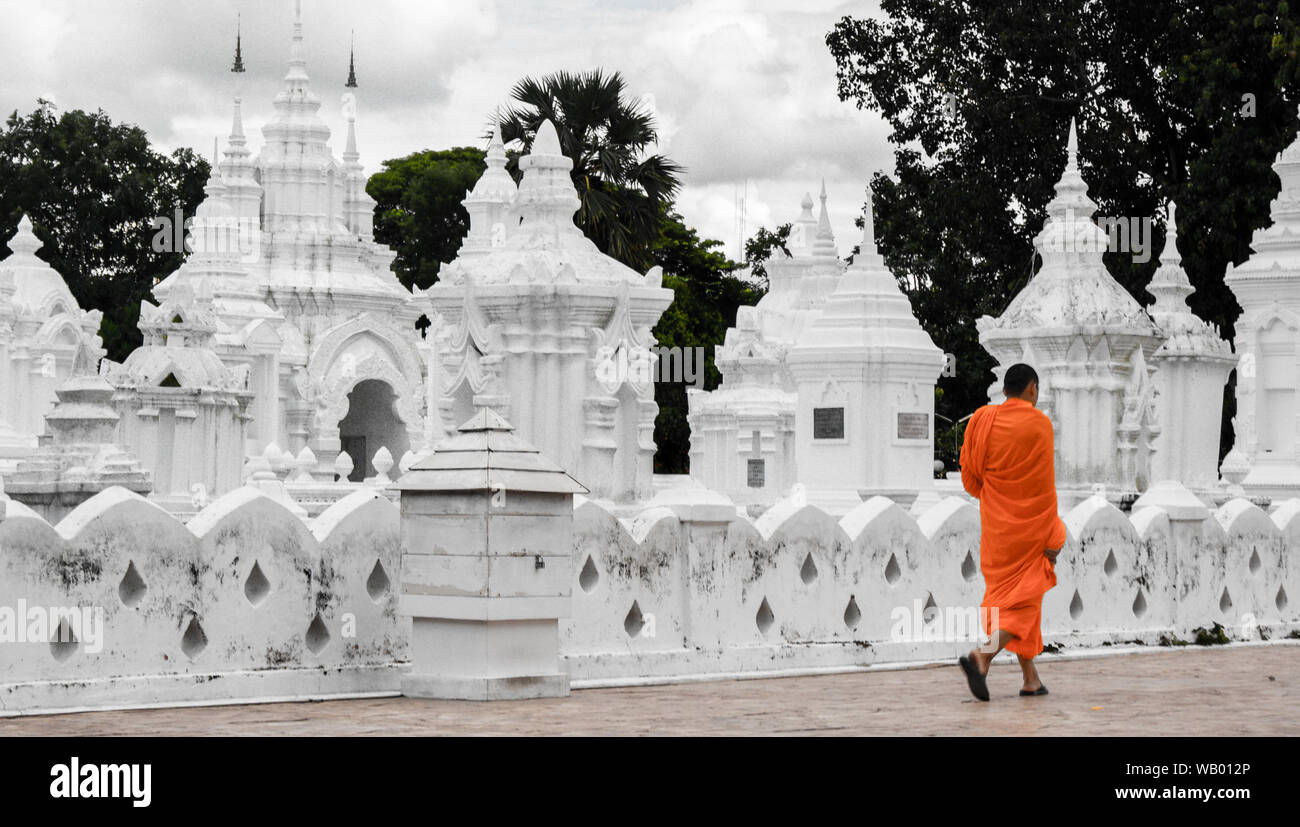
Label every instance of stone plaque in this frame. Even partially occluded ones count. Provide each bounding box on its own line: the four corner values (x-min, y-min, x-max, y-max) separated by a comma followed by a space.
896, 412, 930, 440
812, 407, 845, 440
747, 459, 765, 489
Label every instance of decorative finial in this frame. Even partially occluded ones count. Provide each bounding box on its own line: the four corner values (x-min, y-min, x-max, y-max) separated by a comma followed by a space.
1163, 200, 1180, 265
1066, 117, 1079, 168
862, 186, 876, 252
231, 14, 245, 73
533, 119, 563, 155
345, 30, 357, 88
286, 0, 308, 85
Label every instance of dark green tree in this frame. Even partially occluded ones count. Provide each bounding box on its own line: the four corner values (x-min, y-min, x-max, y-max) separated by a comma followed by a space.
367, 146, 487, 292
742, 223, 793, 291
0, 105, 210, 361
827, 0, 1300, 466
497, 69, 684, 271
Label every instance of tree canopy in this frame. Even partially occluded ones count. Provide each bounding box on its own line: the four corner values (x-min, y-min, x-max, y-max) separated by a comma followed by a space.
0, 105, 210, 361
497, 69, 684, 271
367, 146, 487, 292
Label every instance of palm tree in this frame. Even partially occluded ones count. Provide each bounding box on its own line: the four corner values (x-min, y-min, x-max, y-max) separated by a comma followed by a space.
496, 69, 683, 271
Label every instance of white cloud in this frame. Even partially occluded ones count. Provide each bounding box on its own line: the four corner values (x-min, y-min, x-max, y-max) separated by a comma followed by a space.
0, 0, 893, 254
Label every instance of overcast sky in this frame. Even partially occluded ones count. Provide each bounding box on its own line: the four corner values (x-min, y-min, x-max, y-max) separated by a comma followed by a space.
0, 0, 893, 261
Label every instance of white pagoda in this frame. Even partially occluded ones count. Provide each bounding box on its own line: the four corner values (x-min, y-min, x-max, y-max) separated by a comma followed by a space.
1146, 202, 1236, 497
0, 215, 104, 474
150, 3, 426, 482
1225, 133, 1300, 499
686, 186, 845, 510
977, 119, 1165, 510
786, 192, 945, 514
423, 121, 673, 505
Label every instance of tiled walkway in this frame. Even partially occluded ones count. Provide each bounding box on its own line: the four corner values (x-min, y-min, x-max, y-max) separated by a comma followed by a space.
2, 644, 1295, 736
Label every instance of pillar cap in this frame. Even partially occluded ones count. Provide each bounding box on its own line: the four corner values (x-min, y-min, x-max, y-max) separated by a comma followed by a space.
396, 408, 588, 495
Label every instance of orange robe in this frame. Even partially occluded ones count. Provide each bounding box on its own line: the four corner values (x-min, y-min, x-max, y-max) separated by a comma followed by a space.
959, 397, 1067, 657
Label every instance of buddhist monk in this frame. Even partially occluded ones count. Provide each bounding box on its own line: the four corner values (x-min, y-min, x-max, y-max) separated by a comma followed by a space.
956, 363, 1066, 701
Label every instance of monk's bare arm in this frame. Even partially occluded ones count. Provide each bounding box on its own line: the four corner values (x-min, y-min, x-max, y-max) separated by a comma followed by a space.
958, 408, 983, 498
1039, 411, 1067, 561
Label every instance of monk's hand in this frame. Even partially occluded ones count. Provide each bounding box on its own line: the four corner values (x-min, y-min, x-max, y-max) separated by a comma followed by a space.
1044, 544, 1061, 564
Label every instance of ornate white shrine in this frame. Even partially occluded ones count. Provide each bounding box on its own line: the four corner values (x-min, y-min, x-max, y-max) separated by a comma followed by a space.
1146, 203, 1236, 497
0, 216, 104, 473
786, 195, 945, 514
422, 120, 673, 505
977, 119, 1165, 509
150, 4, 426, 482
100, 281, 253, 515
685, 186, 845, 510
1225, 133, 1300, 499
4, 342, 152, 523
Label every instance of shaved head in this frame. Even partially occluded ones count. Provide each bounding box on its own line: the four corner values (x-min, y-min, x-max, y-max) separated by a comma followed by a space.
1003, 364, 1039, 399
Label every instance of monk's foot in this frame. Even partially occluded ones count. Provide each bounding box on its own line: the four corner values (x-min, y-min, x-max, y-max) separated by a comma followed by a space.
958, 653, 990, 702
967, 649, 990, 675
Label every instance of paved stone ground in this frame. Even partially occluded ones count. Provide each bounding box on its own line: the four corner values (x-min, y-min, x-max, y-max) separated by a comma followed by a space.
1, 644, 1295, 736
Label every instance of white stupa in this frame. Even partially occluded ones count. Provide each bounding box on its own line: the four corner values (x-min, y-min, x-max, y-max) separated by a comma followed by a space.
686, 184, 846, 510
1146, 202, 1236, 496
150, 3, 426, 482
0, 215, 104, 473
1224, 133, 1300, 498
977, 118, 1165, 509
423, 120, 673, 504
785, 188, 945, 514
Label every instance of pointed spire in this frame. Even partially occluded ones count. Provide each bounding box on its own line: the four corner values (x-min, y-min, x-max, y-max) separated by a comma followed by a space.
1162, 200, 1181, 265
812, 179, 837, 257
1148, 200, 1230, 356
229, 95, 245, 143
816, 180, 832, 237
852, 184, 885, 269
285, 0, 309, 86
1148, 200, 1194, 312
345, 30, 357, 88
512, 119, 582, 236
231, 14, 245, 73
466, 119, 516, 206
343, 117, 359, 164
1034, 115, 1104, 260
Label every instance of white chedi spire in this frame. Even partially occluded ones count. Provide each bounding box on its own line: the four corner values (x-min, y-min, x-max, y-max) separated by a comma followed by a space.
268, 0, 324, 120
981, 117, 1156, 332
466, 121, 517, 205
1034, 116, 1107, 264
798, 187, 942, 355
512, 119, 584, 241
1148, 201, 1232, 356
812, 179, 837, 258
286, 0, 309, 87
459, 121, 518, 256
436, 118, 654, 286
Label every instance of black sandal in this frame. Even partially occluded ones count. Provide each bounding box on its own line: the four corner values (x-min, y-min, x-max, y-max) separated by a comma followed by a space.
958, 655, 990, 701
1019, 684, 1049, 696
